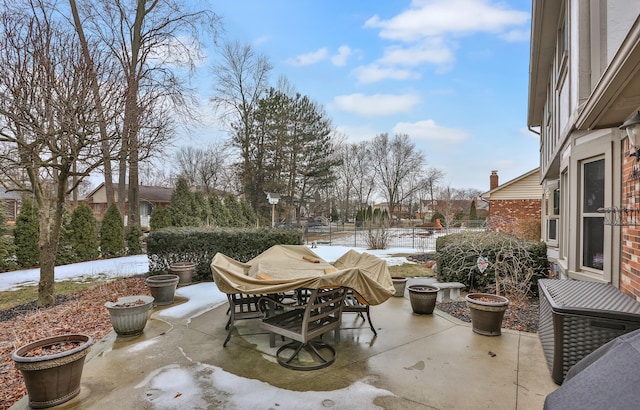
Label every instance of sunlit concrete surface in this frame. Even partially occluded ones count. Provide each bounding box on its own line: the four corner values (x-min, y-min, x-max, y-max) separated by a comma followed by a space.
11, 282, 557, 409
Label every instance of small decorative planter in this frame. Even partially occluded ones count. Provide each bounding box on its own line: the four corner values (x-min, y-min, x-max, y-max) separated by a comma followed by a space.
465, 293, 510, 336
104, 295, 154, 337
11, 333, 93, 409
391, 277, 408, 297
146, 274, 179, 306
169, 262, 196, 286
408, 284, 439, 314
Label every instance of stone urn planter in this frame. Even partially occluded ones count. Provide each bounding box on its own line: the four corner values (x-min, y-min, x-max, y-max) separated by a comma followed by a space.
146, 274, 179, 306
104, 295, 154, 337
465, 293, 510, 336
391, 277, 408, 297
11, 333, 93, 409
407, 284, 439, 314
169, 262, 196, 286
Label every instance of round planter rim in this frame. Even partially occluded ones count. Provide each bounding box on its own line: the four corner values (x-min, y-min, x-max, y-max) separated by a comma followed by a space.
407, 284, 440, 292
104, 295, 154, 309
465, 292, 509, 307
11, 333, 93, 363
391, 276, 408, 282
146, 274, 179, 283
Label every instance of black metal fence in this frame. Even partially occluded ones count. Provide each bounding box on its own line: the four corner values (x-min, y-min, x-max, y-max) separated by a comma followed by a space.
303, 221, 487, 251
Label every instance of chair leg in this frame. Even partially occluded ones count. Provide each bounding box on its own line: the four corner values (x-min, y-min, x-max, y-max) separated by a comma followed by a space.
275, 341, 337, 371
365, 309, 377, 336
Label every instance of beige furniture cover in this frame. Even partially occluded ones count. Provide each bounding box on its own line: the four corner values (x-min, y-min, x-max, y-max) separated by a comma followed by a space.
210, 245, 394, 305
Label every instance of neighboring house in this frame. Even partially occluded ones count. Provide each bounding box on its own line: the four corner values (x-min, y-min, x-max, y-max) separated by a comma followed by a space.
0, 187, 21, 223
83, 183, 173, 229
480, 169, 543, 237
528, 1, 640, 298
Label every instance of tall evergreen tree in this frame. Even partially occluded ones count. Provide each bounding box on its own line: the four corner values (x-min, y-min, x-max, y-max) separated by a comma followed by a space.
224, 194, 245, 227
14, 199, 39, 268
100, 203, 125, 258
240, 199, 257, 227
168, 177, 202, 227
69, 204, 100, 261
150, 207, 172, 230
0, 201, 16, 272
469, 200, 478, 220
209, 191, 231, 227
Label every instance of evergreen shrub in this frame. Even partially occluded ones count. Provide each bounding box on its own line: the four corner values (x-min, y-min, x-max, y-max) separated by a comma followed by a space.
14, 199, 39, 268
100, 203, 125, 258
147, 227, 302, 281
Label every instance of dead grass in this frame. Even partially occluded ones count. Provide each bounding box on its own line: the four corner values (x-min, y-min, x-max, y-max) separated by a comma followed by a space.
388, 263, 436, 278
0, 277, 150, 410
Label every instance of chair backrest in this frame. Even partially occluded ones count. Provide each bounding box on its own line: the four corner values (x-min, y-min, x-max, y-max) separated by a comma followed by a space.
228, 293, 264, 320
302, 287, 347, 341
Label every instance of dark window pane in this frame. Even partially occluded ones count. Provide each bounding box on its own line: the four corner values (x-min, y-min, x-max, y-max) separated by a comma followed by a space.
583, 159, 604, 213
548, 219, 557, 241
583, 217, 604, 270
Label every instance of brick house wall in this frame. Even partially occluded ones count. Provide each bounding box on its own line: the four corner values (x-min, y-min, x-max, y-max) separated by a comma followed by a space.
621, 139, 640, 300
488, 198, 542, 238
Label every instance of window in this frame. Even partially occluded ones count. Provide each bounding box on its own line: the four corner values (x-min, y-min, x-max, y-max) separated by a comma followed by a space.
546, 186, 560, 243
581, 158, 604, 271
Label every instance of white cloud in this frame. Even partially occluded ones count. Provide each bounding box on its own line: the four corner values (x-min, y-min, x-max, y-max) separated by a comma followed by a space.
331, 45, 352, 66
365, 0, 529, 41
332, 93, 421, 116
378, 39, 455, 67
287, 47, 328, 66
334, 125, 379, 143
352, 64, 419, 84
392, 120, 470, 143
500, 29, 530, 42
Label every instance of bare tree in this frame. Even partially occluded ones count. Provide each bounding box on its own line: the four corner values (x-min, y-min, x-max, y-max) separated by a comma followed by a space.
74, 0, 218, 228
175, 142, 233, 193
0, 0, 104, 306
370, 133, 425, 219
211, 40, 272, 208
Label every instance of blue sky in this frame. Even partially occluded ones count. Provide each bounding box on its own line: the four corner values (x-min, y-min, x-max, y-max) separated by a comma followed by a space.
188, 0, 538, 192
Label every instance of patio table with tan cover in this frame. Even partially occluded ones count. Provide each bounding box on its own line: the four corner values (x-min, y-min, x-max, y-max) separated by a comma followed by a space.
210, 245, 394, 305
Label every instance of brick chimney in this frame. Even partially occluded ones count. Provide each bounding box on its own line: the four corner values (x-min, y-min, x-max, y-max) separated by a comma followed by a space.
490, 170, 499, 190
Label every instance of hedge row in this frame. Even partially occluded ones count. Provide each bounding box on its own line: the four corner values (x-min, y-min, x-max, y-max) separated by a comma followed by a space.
146, 227, 303, 281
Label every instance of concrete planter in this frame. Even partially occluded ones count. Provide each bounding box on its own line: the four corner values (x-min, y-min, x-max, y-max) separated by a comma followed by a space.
391, 277, 408, 297
408, 284, 439, 314
146, 274, 179, 306
169, 262, 196, 286
104, 295, 154, 337
11, 334, 93, 408
465, 293, 510, 336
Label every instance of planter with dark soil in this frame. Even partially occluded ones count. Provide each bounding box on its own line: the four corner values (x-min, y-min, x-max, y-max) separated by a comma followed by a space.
104, 295, 154, 337
465, 293, 510, 336
11, 333, 93, 409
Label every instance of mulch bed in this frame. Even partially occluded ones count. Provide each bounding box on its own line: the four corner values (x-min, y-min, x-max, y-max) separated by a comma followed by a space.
437, 298, 539, 333
0, 277, 150, 410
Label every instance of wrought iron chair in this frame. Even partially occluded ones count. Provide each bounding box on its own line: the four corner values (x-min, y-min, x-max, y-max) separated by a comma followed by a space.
260, 287, 347, 370
340, 290, 377, 337
223, 293, 266, 347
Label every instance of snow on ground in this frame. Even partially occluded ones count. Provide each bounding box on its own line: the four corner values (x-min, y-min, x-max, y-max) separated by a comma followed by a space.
0, 255, 149, 292
0, 246, 410, 408
0, 246, 419, 292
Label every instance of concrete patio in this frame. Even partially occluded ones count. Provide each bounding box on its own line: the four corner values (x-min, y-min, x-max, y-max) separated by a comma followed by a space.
11, 282, 557, 409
